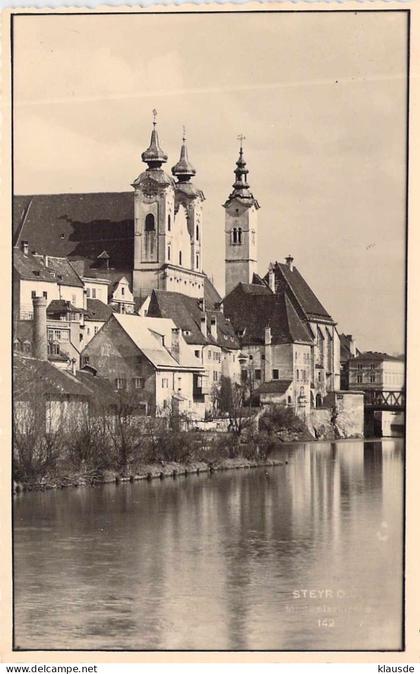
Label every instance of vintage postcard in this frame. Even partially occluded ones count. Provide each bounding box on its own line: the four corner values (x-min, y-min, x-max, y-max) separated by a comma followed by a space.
1, 2, 419, 666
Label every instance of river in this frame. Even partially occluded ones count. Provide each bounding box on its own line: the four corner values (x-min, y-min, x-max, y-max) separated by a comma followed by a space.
13, 439, 403, 651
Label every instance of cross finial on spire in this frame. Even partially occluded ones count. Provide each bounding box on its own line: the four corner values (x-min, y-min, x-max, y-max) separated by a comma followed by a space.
152, 108, 158, 127
182, 125, 186, 142
237, 133, 246, 151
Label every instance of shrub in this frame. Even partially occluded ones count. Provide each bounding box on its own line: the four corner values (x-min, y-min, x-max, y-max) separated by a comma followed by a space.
259, 405, 307, 435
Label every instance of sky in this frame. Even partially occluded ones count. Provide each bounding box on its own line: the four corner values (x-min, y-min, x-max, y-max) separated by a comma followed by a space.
13, 11, 408, 354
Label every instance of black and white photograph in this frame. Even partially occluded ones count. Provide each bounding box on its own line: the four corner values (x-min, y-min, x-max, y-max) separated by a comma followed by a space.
10, 8, 407, 653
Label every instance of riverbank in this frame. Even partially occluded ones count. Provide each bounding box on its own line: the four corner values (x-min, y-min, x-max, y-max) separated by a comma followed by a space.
13, 454, 290, 494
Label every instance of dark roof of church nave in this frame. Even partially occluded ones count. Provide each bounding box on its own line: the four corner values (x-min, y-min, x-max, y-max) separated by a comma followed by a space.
13, 192, 134, 273
265, 262, 332, 322
223, 284, 313, 346
13, 193, 222, 303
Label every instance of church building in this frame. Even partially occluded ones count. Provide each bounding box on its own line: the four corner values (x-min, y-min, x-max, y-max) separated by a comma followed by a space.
133, 113, 206, 299
13, 111, 342, 410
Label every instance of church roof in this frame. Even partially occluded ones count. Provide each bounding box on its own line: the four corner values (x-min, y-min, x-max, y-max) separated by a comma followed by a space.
224, 144, 260, 209
268, 262, 333, 323
141, 117, 168, 169
172, 133, 196, 182
13, 192, 134, 272
222, 282, 313, 346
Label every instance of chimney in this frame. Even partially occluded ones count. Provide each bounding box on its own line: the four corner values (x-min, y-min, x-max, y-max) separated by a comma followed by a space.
32, 296, 48, 361
170, 327, 181, 363
264, 325, 272, 346
71, 358, 77, 376
268, 262, 275, 292
21, 241, 29, 256
44, 255, 49, 267
210, 315, 217, 340
285, 255, 294, 271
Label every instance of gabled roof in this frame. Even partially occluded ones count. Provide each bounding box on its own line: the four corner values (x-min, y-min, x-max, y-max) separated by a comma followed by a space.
147, 290, 240, 349
13, 354, 91, 400
13, 248, 84, 288
109, 275, 133, 297
13, 192, 134, 272
13, 248, 57, 283
46, 256, 84, 287
148, 290, 206, 345
268, 262, 333, 322
86, 299, 115, 322
223, 283, 312, 346
112, 314, 202, 371
255, 379, 293, 395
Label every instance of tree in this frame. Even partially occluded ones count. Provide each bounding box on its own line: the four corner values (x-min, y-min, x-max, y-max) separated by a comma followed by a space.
214, 376, 256, 438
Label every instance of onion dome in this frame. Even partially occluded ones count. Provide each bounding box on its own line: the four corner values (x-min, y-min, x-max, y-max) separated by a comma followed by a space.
141, 109, 168, 169
172, 129, 196, 182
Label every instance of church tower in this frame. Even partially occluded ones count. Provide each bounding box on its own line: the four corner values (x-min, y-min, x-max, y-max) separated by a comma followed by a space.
172, 129, 205, 281
132, 110, 174, 297
132, 113, 206, 299
224, 137, 260, 296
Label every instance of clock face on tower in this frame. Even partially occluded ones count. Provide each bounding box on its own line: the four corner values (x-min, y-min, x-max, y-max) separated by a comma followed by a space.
141, 177, 159, 199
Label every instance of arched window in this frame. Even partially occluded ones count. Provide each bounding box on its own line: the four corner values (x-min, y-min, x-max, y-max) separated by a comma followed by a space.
316, 394, 322, 408
232, 228, 237, 244
145, 214, 155, 232
179, 251, 182, 266
238, 227, 242, 244
196, 225, 199, 241
168, 214, 171, 231
196, 254, 199, 269
167, 245, 171, 261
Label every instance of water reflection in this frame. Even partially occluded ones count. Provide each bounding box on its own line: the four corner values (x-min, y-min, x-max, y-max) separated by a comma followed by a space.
14, 439, 403, 650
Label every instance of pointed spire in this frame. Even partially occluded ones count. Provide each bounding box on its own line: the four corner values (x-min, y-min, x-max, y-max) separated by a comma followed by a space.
172, 126, 196, 182
141, 109, 168, 169
224, 135, 259, 208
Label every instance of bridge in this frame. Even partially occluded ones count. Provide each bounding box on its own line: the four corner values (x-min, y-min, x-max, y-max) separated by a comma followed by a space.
364, 390, 405, 412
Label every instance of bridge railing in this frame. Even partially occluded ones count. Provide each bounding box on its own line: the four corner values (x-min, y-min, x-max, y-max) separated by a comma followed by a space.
364, 389, 405, 409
